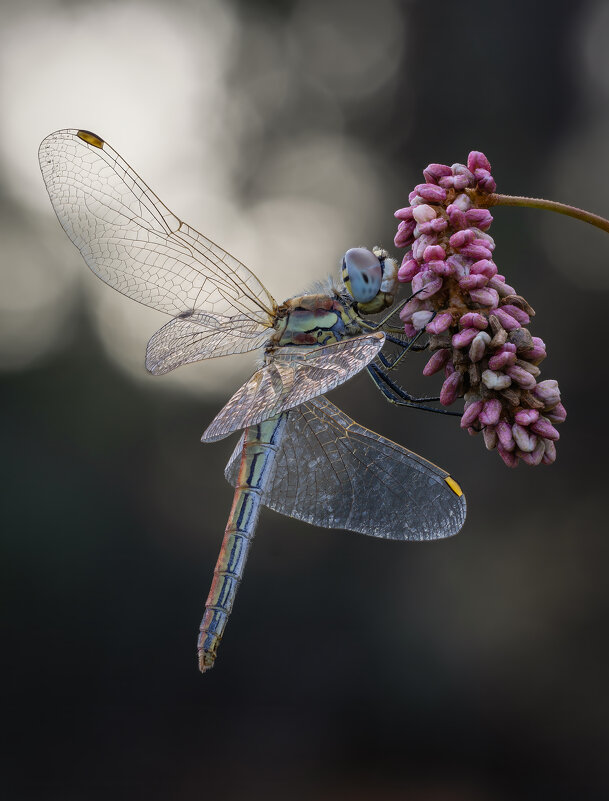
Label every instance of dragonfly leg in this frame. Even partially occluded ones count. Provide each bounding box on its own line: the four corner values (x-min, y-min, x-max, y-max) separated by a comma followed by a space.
377, 325, 430, 371
367, 364, 462, 417
359, 289, 427, 330
379, 333, 428, 371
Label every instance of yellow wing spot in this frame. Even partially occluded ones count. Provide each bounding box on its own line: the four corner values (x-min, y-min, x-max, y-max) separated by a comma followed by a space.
445, 476, 463, 497
77, 130, 105, 149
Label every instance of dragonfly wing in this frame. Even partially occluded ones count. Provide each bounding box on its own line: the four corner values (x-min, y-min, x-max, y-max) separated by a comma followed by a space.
225, 396, 466, 541
202, 332, 385, 442
145, 312, 270, 375
39, 129, 276, 323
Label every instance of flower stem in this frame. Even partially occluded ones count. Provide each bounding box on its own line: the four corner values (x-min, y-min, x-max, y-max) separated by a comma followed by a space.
482, 193, 609, 234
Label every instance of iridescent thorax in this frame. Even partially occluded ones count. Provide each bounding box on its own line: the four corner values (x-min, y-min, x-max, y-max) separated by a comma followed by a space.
271, 293, 363, 347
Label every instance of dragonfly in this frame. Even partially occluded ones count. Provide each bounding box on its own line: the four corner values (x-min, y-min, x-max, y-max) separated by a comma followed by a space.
39, 129, 467, 672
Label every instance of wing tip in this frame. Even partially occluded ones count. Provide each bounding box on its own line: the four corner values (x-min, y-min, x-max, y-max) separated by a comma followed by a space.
145, 360, 165, 376
76, 130, 105, 149
444, 476, 463, 497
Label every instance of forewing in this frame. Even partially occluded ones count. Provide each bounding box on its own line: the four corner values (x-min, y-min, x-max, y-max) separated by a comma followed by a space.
146, 312, 270, 375
39, 129, 276, 323
225, 396, 466, 540
202, 332, 385, 442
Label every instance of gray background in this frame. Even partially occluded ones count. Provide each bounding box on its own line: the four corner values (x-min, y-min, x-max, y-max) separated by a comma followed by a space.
2, 1, 608, 798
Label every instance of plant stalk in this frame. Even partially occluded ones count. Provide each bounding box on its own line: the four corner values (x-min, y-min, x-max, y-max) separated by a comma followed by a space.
481, 192, 609, 234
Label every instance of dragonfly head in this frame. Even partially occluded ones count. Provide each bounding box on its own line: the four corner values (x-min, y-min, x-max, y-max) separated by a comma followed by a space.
342, 247, 399, 314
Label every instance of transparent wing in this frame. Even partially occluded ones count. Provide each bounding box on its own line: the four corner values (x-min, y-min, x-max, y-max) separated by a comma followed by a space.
145, 311, 270, 375
39, 129, 276, 324
202, 332, 385, 442
225, 396, 466, 541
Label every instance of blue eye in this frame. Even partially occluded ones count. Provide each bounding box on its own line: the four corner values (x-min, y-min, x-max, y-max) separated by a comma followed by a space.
343, 248, 382, 303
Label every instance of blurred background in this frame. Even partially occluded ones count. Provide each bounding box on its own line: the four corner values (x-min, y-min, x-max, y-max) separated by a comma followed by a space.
2, 0, 609, 798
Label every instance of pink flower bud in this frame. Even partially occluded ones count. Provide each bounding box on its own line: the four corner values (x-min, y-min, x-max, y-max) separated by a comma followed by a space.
469, 287, 500, 308
429, 217, 448, 232
498, 445, 519, 467
492, 308, 521, 331
411, 270, 443, 299
474, 232, 496, 250
452, 193, 473, 211
470, 259, 497, 278
412, 310, 435, 329
512, 424, 537, 453
449, 229, 476, 249
394, 207, 414, 221
452, 163, 475, 182
423, 163, 453, 182
446, 205, 468, 229
465, 208, 493, 230
534, 379, 561, 408
399, 297, 422, 321
542, 439, 557, 464
425, 312, 453, 334
482, 370, 512, 390
520, 439, 545, 466
496, 421, 515, 451
452, 327, 479, 349
467, 151, 491, 173
459, 274, 489, 291
460, 400, 484, 428
483, 425, 498, 450
394, 220, 416, 247
440, 372, 462, 406
545, 403, 567, 424
459, 312, 488, 329
423, 244, 446, 261
488, 350, 517, 370
479, 398, 502, 426
438, 176, 455, 189
505, 365, 537, 390
403, 322, 417, 337
514, 409, 539, 426
530, 417, 560, 441
415, 183, 447, 203
521, 341, 547, 361
500, 304, 530, 326
397, 258, 421, 283
423, 348, 451, 376
459, 243, 493, 261
412, 204, 437, 223
487, 277, 516, 297
469, 331, 491, 363
446, 254, 470, 278
412, 234, 438, 261
428, 260, 454, 276
474, 169, 497, 193
453, 174, 472, 190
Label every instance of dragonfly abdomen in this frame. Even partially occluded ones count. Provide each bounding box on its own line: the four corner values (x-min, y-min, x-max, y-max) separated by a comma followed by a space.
198, 414, 287, 672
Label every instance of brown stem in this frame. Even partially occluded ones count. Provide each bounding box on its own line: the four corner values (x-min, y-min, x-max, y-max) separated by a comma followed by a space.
481, 192, 609, 234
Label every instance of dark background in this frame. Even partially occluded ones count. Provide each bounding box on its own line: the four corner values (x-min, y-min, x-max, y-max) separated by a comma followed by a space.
2, 1, 609, 799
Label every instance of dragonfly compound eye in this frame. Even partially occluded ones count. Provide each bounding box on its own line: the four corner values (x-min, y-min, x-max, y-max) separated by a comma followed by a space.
342, 248, 382, 303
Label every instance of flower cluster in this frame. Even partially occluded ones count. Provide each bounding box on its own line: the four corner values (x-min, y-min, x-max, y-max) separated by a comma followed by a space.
393, 152, 566, 467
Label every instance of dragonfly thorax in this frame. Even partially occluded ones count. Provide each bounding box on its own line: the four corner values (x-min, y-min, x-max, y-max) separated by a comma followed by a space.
272, 293, 363, 347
